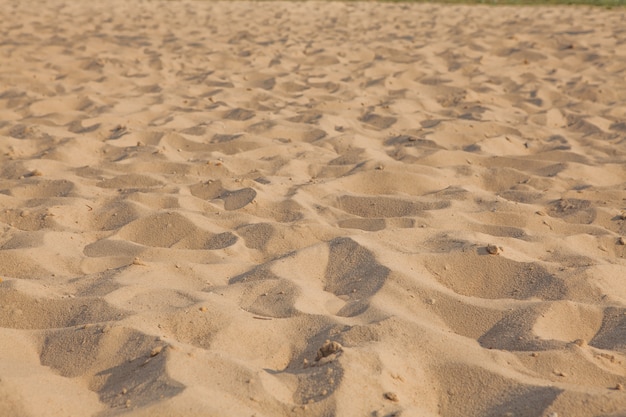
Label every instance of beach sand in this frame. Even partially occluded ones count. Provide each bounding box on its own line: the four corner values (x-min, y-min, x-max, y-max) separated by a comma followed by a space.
1, 0, 626, 415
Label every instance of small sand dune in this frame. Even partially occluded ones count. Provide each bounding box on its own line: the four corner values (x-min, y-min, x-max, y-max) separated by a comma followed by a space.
1, 1, 626, 416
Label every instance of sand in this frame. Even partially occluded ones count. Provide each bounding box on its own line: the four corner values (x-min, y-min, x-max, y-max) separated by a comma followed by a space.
1, 0, 626, 415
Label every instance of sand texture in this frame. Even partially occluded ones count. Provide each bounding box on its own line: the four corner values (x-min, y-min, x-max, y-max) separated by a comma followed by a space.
2, 0, 626, 416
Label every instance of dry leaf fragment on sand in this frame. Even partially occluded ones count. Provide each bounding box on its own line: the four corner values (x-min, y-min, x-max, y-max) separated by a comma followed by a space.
316, 340, 342, 361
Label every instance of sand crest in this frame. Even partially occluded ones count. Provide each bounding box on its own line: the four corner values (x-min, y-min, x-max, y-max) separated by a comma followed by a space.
1, 0, 626, 416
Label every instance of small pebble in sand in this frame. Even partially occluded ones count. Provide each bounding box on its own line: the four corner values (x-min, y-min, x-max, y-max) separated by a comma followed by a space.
619, 212, 626, 220
316, 340, 342, 361
618, 237, 625, 245
150, 345, 164, 357
384, 392, 399, 402
199, 306, 207, 312
573, 339, 587, 347
615, 383, 624, 391
486, 244, 501, 255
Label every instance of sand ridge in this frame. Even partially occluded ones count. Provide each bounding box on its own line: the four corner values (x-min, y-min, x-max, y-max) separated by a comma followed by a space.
1, 0, 626, 416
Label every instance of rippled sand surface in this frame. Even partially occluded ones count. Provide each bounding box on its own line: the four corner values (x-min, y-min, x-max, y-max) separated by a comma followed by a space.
1, 1, 626, 416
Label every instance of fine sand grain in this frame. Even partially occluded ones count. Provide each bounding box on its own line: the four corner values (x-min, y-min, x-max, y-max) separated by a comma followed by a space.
1, 1, 626, 416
